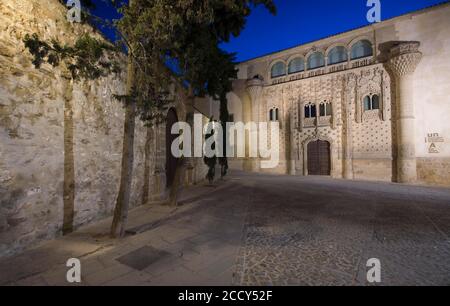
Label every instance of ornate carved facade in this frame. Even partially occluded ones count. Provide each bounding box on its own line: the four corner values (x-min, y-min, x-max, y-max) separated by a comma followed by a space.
246, 64, 395, 181
228, 2, 450, 185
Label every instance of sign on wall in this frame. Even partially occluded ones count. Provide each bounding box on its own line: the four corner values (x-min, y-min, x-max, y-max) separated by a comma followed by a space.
425, 133, 445, 154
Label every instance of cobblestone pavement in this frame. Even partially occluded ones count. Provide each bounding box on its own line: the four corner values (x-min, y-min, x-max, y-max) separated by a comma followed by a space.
1, 171, 450, 286
233, 172, 450, 286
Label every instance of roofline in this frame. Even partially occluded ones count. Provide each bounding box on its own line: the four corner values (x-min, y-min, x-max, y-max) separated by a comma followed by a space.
236, 0, 450, 65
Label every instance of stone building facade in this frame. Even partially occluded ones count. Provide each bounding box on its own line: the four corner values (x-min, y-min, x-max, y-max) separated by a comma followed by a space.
0, 0, 209, 258
227, 2, 450, 187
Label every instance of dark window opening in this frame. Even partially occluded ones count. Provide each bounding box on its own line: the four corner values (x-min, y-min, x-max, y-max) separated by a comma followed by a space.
269, 108, 279, 121
364, 94, 380, 111
305, 104, 317, 118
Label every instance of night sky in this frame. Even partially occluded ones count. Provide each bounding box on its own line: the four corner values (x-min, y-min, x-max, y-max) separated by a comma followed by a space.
89, 0, 448, 62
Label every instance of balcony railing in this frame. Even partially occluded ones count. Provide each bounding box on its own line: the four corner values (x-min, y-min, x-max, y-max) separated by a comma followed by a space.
303, 116, 332, 128
318, 116, 332, 126
304, 118, 316, 128
271, 56, 375, 86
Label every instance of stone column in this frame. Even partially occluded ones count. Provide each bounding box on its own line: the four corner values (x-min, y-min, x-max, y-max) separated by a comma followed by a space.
388, 42, 422, 184
289, 106, 297, 175
343, 75, 356, 179
343, 112, 354, 179
246, 78, 263, 172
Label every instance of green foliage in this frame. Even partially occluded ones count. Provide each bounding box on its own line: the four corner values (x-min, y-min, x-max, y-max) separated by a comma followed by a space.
25, 0, 276, 149
23, 33, 120, 80
115, 0, 276, 175
116, 0, 276, 100
120, 0, 275, 177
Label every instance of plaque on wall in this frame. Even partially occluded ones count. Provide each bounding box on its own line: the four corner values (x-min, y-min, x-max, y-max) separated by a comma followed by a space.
425, 133, 444, 154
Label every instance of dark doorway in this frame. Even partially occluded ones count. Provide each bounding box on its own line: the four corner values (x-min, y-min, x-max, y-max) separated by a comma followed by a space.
307, 140, 331, 176
165, 108, 179, 188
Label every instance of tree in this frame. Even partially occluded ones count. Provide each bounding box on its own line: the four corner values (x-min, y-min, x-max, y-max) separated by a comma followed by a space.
204, 118, 217, 185
110, 0, 276, 237
26, 0, 277, 238
219, 92, 230, 180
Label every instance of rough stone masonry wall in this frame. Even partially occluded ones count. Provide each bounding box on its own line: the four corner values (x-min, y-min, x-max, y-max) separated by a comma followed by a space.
417, 158, 450, 187
0, 0, 167, 258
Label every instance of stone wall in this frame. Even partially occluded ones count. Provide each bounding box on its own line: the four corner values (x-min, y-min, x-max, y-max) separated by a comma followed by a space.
352, 159, 393, 182
0, 0, 206, 258
417, 158, 450, 187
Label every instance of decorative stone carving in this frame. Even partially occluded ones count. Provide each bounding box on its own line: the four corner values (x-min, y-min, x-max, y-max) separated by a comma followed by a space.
318, 116, 332, 126
387, 41, 422, 183
304, 117, 315, 128
244, 60, 396, 180
381, 71, 391, 122
388, 42, 423, 77
246, 78, 263, 99
246, 78, 263, 171
356, 68, 383, 123
246, 77, 263, 121
343, 74, 355, 179
363, 109, 382, 121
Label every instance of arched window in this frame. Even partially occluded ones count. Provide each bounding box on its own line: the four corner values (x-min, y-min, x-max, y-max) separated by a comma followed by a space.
307, 52, 325, 70
271, 62, 286, 78
363, 96, 371, 111
372, 95, 380, 110
305, 103, 317, 118
269, 108, 279, 121
351, 40, 373, 60
328, 46, 348, 65
319, 101, 332, 116
363, 94, 380, 111
288, 57, 305, 74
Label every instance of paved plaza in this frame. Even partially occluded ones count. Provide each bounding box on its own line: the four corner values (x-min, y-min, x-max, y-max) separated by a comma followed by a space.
1, 171, 450, 286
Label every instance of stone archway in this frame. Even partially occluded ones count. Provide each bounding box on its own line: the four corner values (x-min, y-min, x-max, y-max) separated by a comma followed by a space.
165, 108, 179, 188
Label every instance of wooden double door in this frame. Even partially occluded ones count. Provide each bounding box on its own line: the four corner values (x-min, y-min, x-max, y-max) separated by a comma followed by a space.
307, 140, 331, 176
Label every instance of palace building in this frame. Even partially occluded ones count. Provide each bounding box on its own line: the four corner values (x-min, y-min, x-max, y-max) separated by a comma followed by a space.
223, 2, 450, 186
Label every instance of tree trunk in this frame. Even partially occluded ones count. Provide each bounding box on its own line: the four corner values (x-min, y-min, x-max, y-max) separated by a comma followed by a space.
219, 94, 229, 179
62, 76, 75, 235
142, 126, 153, 205
165, 92, 195, 207
111, 100, 136, 237
110, 48, 136, 238
167, 157, 185, 206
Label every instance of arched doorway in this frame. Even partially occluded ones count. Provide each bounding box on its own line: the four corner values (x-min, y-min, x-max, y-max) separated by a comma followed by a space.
307, 140, 331, 176
165, 108, 179, 188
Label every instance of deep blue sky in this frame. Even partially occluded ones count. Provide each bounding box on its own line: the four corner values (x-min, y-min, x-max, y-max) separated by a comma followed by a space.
89, 0, 448, 62
221, 0, 448, 62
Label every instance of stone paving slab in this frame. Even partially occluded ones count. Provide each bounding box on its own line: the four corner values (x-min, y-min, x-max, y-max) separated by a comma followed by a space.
0, 179, 239, 285
1, 171, 450, 286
